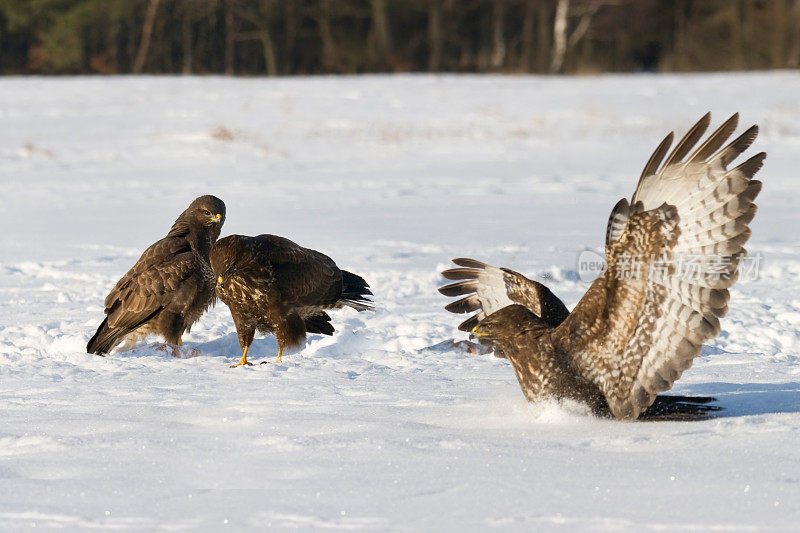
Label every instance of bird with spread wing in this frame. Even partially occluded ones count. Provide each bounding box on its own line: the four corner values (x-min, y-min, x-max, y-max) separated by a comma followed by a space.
439, 113, 764, 420
210, 234, 374, 367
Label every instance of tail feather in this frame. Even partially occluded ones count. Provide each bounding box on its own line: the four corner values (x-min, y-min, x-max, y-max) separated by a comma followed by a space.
340, 270, 374, 311
639, 395, 721, 421
304, 313, 335, 335
87, 307, 160, 355
87, 317, 124, 355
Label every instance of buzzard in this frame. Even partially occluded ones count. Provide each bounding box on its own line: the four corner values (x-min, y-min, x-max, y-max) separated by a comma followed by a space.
87, 195, 226, 355
440, 113, 764, 420
210, 234, 374, 367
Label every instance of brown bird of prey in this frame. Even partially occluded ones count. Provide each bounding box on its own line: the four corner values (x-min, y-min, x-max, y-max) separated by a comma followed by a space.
87, 195, 226, 355
440, 113, 763, 420
210, 234, 374, 367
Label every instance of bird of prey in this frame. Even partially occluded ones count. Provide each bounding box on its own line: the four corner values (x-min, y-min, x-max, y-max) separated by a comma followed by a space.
87, 195, 226, 355
440, 113, 763, 420
210, 234, 374, 367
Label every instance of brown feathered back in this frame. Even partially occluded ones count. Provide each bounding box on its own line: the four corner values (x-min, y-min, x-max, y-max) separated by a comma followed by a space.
211, 234, 373, 358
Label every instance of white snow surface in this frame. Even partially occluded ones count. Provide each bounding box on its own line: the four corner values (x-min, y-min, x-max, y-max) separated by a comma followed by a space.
2, 73, 800, 531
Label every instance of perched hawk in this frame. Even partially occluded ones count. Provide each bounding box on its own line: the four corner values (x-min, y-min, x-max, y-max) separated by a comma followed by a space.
210, 234, 374, 367
87, 195, 226, 355
440, 113, 764, 420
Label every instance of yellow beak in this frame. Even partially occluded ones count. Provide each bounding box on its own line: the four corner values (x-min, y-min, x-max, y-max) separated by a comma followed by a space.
471, 326, 486, 338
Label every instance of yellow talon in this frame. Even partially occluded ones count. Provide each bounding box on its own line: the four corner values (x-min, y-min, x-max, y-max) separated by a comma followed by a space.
261, 346, 283, 365
230, 345, 253, 368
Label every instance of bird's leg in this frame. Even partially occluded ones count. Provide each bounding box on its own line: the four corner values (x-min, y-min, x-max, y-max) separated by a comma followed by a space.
178, 337, 182, 346
260, 345, 283, 365
155, 342, 182, 358
230, 345, 253, 368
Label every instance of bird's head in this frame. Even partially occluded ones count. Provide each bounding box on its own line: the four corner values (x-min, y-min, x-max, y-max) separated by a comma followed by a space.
210, 234, 243, 289
187, 195, 226, 229
470, 316, 505, 343
471, 305, 548, 343
167, 195, 227, 247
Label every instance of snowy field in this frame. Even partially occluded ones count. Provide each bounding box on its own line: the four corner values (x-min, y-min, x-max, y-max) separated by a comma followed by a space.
1, 72, 800, 530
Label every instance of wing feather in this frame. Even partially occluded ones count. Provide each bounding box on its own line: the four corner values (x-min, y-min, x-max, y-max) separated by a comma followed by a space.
452, 257, 489, 269
559, 114, 764, 419
438, 280, 479, 297
712, 125, 759, 166
444, 295, 482, 314
96, 237, 199, 350
687, 113, 739, 163
605, 199, 630, 246
637, 132, 673, 182
440, 259, 569, 332
659, 113, 711, 171
251, 234, 343, 307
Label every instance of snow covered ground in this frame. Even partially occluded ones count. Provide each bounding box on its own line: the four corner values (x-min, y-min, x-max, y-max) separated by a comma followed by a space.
1, 72, 799, 530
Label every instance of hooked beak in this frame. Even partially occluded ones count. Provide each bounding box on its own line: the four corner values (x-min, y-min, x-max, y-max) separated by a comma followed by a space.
471, 325, 487, 340
217, 275, 225, 288
213, 213, 222, 223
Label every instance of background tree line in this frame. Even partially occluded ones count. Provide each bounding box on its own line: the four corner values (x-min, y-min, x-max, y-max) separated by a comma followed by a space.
1, 0, 799, 76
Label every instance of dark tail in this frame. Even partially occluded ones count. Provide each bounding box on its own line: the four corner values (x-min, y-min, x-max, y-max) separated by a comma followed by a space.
87, 317, 122, 355
640, 395, 721, 421
304, 312, 335, 336
340, 270, 374, 311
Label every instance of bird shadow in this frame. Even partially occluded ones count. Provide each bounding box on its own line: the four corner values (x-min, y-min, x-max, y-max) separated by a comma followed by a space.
189, 333, 247, 359
190, 333, 279, 363
677, 381, 800, 417
189, 333, 327, 365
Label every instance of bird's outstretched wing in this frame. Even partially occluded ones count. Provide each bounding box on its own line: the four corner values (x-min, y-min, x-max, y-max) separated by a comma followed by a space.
439, 258, 569, 332
251, 234, 342, 306
88, 237, 199, 353
557, 113, 764, 420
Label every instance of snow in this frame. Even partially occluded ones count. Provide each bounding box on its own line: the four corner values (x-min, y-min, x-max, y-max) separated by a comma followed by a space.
2, 72, 800, 530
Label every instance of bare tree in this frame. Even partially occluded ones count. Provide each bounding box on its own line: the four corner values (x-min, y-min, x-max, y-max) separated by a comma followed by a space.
550, 0, 600, 73
537, 0, 552, 71
318, 0, 339, 72
789, 0, 800, 68
490, 0, 506, 69
520, 0, 535, 72
237, 1, 278, 76
133, 0, 161, 73
283, 0, 297, 74
181, 0, 193, 74
224, 0, 236, 75
428, 0, 443, 71
550, 0, 569, 73
370, 0, 392, 68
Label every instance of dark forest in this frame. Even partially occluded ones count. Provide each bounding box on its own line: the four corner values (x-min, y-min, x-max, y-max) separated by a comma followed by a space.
1, 0, 799, 75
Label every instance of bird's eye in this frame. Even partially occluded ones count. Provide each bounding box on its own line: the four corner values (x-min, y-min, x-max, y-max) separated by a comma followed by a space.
202, 209, 211, 215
